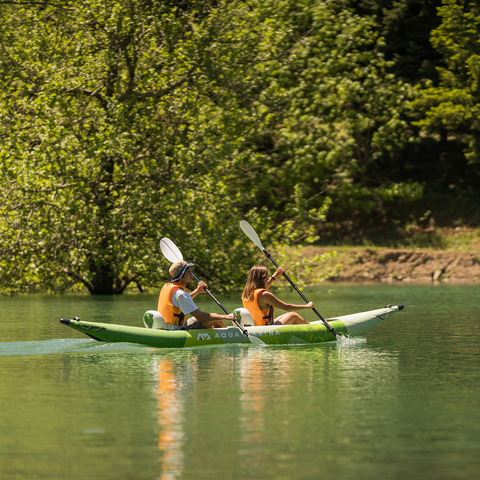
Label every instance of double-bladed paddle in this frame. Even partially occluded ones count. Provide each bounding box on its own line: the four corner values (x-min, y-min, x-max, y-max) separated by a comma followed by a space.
159, 237, 265, 346
239, 220, 339, 338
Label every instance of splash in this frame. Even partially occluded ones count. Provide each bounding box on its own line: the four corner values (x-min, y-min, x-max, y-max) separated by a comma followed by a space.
335, 333, 367, 347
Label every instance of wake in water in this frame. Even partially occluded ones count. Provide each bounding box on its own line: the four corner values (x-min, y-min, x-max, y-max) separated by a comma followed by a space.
0, 334, 368, 356
0, 338, 147, 356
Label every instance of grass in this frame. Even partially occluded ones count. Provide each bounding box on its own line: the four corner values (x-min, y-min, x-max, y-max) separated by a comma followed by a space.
396, 226, 480, 252
318, 225, 480, 252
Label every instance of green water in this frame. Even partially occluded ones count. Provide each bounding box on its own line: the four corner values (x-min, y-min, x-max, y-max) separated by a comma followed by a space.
1, 284, 479, 479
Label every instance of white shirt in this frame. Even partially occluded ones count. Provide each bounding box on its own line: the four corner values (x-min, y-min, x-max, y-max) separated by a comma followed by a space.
171, 289, 198, 315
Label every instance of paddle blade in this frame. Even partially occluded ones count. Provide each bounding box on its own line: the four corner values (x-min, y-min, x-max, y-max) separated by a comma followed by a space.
239, 220, 264, 251
247, 334, 266, 346
160, 238, 184, 263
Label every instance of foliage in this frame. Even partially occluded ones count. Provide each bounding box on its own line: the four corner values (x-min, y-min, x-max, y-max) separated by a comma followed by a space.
348, 0, 443, 83
0, 0, 262, 293
0, 0, 479, 294
237, 0, 416, 229
411, 0, 480, 164
271, 248, 342, 287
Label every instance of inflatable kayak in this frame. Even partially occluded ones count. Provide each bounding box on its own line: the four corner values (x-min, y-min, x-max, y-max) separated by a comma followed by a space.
59, 304, 403, 349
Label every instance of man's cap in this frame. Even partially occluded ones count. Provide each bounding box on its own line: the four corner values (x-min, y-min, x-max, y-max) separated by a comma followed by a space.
169, 261, 194, 282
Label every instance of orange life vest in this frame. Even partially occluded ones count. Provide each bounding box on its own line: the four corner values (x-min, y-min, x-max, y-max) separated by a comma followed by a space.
157, 283, 190, 326
242, 288, 275, 326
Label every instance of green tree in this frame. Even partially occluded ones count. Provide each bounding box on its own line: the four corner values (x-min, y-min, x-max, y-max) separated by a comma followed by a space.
348, 0, 442, 83
411, 0, 480, 164
0, 0, 274, 294
2, 0, 452, 294
226, 0, 417, 234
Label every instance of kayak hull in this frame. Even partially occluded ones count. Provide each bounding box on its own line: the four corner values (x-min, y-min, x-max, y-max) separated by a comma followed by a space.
60, 305, 403, 349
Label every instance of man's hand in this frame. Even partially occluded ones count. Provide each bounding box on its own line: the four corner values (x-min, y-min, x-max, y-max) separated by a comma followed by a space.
191, 281, 208, 298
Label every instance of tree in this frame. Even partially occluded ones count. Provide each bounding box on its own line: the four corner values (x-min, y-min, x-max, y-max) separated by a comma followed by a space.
2, 0, 457, 294
411, 0, 480, 164
0, 0, 274, 294
225, 0, 417, 234
348, 0, 443, 83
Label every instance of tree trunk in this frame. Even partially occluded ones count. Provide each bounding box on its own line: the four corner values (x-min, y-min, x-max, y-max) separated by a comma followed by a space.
89, 263, 115, 295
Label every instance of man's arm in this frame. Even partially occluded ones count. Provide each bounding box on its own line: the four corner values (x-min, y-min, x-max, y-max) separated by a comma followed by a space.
189, 309, 234, 323
173, 290, 234, 325
190, 281, 208, 299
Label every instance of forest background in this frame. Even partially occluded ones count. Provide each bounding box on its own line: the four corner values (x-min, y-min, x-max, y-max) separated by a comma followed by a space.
1, 0, 479, 295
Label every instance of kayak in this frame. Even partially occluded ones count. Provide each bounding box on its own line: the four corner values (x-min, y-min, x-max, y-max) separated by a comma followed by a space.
59, 304, 403, 348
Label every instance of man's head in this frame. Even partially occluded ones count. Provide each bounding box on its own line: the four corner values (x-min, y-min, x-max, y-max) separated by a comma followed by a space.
169, 260, 195, 284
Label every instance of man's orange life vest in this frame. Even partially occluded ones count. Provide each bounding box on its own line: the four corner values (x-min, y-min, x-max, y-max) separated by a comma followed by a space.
158, 283, 189, 326
242, 288, 275, 326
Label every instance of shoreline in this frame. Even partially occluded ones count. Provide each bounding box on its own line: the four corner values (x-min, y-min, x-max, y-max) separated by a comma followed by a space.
304, 246, 480, 284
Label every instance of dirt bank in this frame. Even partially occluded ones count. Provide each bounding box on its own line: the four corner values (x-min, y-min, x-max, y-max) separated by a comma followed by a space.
304, 247, 480, 284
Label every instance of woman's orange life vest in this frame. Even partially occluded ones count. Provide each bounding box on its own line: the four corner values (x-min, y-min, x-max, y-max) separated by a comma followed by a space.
157, 283, 190, 326
242, 288, 275, 326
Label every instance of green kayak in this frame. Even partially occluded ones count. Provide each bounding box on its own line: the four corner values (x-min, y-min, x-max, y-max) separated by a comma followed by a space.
60, 305, 403, 348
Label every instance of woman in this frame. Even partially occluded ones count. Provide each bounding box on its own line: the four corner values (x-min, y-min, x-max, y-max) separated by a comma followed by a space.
241, 265, 313, 326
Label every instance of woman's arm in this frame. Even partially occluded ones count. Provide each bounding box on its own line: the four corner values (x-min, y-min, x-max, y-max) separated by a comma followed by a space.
266, 267, 284, 288
258, 290, 314, 312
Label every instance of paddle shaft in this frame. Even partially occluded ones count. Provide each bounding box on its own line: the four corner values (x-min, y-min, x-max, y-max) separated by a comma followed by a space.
262, 248, 338, 337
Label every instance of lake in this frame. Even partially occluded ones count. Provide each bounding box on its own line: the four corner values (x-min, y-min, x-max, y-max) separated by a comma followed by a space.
1, 283, 479, 479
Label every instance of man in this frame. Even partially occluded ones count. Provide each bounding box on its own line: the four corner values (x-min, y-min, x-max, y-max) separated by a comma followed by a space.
158, 260, 234, 330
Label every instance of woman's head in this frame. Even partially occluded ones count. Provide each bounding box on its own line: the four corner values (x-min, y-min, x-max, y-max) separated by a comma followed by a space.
242, 266, 269, 301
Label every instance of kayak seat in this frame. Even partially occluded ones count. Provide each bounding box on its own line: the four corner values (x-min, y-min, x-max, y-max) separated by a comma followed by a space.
143, 310, 168, 330
233, 308, 255, 327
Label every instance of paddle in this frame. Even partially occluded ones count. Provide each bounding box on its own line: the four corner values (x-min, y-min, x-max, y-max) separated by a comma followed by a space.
239, 220, 339, 338
159, 237, 265, 346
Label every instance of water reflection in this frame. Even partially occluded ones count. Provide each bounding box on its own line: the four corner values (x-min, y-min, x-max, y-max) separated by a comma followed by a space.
155, 357, 186, 480
150, 342, 400, 478
238, 351, 267, 460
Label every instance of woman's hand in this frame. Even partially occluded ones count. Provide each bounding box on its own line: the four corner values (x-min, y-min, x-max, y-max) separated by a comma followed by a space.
273, 267, 285, 279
